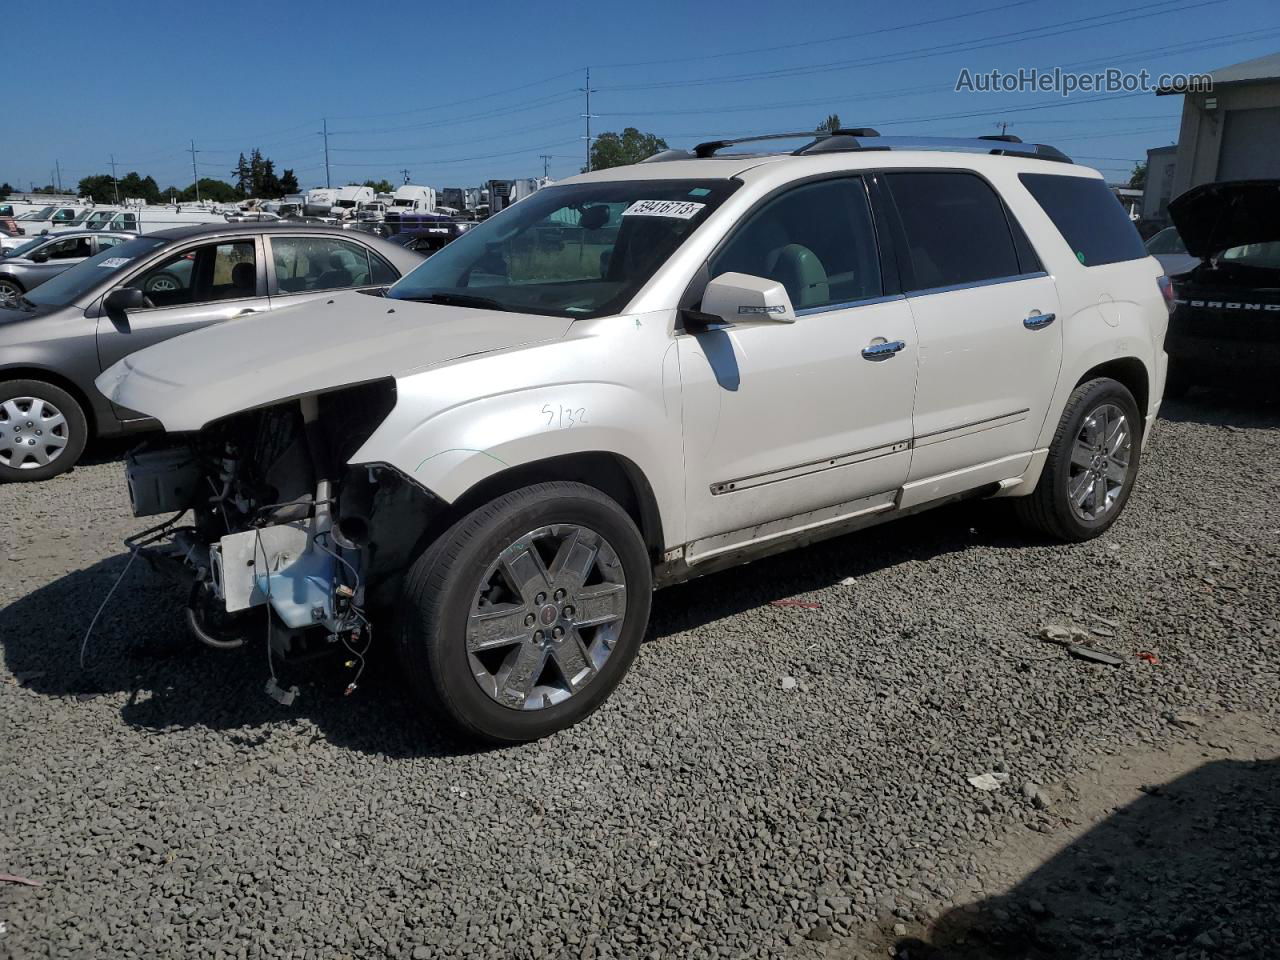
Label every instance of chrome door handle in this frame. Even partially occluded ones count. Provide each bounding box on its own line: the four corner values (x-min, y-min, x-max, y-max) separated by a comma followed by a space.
235, 309, 260, 317
861, 339, 906, 361
1023, 311, 1056, 329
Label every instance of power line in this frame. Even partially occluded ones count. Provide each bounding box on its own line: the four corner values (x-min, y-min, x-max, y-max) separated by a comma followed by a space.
596, 0, 1224, 92
597, 0, 1046, 69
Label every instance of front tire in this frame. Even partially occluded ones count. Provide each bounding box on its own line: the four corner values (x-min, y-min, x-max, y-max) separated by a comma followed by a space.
0, 277, 24, 308
1015, 377, 1142, 542
0, 379, 88, 482
398, 481, 653, 743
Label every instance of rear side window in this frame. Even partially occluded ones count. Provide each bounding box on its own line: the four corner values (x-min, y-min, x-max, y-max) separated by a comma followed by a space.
885, 172, 1022, 290
1019, 173, 1147, 266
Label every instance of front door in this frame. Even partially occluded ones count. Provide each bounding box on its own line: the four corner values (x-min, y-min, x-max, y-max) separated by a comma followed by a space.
96, 237, 269, 419
882, 171, 1062, 495
678, 176, 918, 558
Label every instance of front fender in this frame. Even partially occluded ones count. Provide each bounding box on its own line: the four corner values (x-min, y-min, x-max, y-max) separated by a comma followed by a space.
350, 317, 687, 545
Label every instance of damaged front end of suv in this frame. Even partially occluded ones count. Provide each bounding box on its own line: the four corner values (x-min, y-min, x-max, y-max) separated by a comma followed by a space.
122, 378, 434, 694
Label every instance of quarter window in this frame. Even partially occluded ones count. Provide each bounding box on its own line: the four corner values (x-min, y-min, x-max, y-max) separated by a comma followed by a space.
271, 237, 375, 294
886, 172, 1022, 290
1019, 173, 1147, 267
710, 177, 882, 310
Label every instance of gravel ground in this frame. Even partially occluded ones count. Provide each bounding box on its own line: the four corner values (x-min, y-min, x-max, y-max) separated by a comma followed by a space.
2, 390, 1278, 960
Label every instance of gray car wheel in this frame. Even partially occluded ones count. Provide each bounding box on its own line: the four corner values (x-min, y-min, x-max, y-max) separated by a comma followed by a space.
0, 277, 23, 308
0, 380, 89, 482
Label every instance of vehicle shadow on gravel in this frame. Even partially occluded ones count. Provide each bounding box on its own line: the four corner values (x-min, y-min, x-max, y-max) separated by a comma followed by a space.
0, 554, 493, 759
893, 757, 1280, 959
1159, 384, 1280, 429
648, 497, 1038, 638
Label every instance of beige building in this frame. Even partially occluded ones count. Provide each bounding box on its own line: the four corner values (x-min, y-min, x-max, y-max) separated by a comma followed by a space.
1159, 51, 1280, 198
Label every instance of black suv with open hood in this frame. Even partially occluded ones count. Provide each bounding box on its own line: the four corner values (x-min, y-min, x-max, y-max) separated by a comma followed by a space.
1165, 180, 1280, 396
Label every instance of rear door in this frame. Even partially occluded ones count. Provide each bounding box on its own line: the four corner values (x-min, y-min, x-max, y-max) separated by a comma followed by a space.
882, 171, 1061, 499
266, 234, 401, 307
96, 237, 269, 416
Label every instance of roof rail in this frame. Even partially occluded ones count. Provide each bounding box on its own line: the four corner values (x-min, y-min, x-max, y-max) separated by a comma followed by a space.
641, 129, 1072, 164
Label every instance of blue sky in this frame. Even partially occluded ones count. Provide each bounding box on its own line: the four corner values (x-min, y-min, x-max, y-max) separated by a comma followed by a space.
7, 0, 1278, 194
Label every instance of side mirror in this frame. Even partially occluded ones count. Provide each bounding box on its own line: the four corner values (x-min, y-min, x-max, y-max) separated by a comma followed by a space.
28, 251, 48, 263
104, 287, 147, 316
697, 272, 796, 325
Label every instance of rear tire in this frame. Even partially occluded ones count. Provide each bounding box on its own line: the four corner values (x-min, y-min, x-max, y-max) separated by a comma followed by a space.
0, 379, 88, 482
397, 481, 652, 743
1015, 378, 1142, 542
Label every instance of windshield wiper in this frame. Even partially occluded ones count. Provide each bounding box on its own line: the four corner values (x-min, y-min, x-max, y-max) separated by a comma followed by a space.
406, 292, 511, 311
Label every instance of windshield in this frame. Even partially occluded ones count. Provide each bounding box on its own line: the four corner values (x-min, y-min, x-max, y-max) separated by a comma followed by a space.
24, 236, 166, 307
387, 179, 738, 318
1145, 228, 1187, 255
19, 206, 55, 221
5, 237, 50, 259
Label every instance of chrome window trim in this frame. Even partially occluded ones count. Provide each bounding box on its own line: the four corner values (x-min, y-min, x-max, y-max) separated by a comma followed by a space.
905, 270, 1048, 298
794, 293, 907, 317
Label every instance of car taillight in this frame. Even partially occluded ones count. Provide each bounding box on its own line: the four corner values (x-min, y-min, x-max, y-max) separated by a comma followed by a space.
1157, 275, 1176, 314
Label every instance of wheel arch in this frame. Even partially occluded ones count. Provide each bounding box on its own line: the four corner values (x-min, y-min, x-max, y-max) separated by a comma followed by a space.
0, 273, 26, 292
437, 451, 666, 561
0, 364, 99, 435
1075, 356, 1149, 429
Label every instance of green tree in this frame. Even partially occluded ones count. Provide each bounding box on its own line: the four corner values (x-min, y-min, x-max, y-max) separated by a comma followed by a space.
1128, 162, 1147, 190
117, 172, 162, 204
178, 178, 239, 203
817, 114, 842, 134
32, 184, 61, 195
362, 179, 395, 194
77, 174, 117, 201
0, 182, 13, 199
586, 128, 669, 171
279, 169, 300, 195
232, 153, 252, 196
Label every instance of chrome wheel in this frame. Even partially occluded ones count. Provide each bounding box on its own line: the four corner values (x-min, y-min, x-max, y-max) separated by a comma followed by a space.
0, 396, 70, 470
1067, 402, 1131, 522
0, 280, 21, 308
467, 523, 627, 711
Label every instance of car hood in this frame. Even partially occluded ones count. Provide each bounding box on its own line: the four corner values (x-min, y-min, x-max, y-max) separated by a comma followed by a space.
95, 291, 574, 432
1168, 180, 1280, 259
0, 300, 65, 329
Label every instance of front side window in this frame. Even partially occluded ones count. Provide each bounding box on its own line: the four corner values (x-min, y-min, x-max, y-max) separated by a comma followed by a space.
97, 235, 128, 250
271, 236, 374, 293
710, 177, 881, 310
886, 172, 1022, 290
131, 240, 258, 308
388, 179, 738, 318
1019, 173, 1147, 267
42, 236, 93, 260
51, 209, 77, 224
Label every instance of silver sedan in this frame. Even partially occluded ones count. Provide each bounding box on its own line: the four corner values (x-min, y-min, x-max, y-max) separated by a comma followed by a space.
0, 231, 137, 307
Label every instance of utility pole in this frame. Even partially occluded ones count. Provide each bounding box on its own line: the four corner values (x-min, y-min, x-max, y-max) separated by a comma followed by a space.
54, 159, 63, 194
539, 155, 552, 179
580, 67, 597, 172
997, 121, 1009, 137
320, 119, 332, 189
400, 168, 411, 185
108, 154, 120, 205
188, 139, 201, 203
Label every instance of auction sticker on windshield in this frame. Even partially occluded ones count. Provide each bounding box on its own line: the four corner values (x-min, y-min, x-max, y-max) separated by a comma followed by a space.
98, 257, 131, 268
623, 200, 706, 219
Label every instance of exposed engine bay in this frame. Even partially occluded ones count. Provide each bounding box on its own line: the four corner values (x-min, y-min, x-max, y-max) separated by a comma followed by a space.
122, 379, 431, 699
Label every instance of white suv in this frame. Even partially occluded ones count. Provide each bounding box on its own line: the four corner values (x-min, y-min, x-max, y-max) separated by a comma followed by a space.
98, 130, 1170, 742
